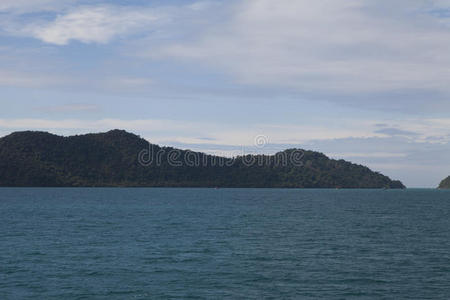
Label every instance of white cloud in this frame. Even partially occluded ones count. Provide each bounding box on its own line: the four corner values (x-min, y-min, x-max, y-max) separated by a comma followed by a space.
22, 5, 164, 45
151, 0, 450, 95
4, 0, 450, 104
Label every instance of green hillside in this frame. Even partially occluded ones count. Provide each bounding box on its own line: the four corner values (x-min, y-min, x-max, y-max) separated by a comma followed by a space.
0, 130, 405, 188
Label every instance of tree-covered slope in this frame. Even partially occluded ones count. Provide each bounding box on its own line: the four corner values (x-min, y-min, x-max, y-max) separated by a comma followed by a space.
438, 176, 450, 189
0, 130, 405, 188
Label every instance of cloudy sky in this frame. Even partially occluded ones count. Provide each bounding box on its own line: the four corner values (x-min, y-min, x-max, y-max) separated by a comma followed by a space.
1, 0, 450, 187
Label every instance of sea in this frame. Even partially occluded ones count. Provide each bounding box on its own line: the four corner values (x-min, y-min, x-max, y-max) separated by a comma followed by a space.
0, 188, 449, 299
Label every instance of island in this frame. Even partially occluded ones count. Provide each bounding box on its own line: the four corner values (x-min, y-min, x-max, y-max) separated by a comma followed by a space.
438, 176, 450, 189
0, 130, 405, 188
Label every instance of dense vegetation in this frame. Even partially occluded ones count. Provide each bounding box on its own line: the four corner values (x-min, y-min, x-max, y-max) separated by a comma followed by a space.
438, 176, 450, 189
0, 130, 405, 188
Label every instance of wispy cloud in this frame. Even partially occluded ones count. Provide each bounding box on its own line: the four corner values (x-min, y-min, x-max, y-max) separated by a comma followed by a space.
5, 2, 216, 46
4, 0, 450, 105
0, 69, 71, 87
374, 128, 419, 137
328, 152, 409, 159
102, 77, 154, 90
19, 6, 164, 45
150, 0, 450, 99
35, 104, 100, 113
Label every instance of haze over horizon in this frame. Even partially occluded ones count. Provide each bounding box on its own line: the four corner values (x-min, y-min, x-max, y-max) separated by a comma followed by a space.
1, 0, 450, 187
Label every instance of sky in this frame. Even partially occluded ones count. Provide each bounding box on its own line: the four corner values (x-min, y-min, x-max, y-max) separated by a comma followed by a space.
1, 0, 450, 187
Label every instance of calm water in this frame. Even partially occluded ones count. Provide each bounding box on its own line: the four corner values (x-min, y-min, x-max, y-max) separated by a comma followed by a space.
0, 188, 449, 299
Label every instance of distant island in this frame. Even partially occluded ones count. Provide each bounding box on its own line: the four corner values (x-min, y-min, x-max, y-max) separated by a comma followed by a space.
438, 176, 450, 189
0, 130, 405, 188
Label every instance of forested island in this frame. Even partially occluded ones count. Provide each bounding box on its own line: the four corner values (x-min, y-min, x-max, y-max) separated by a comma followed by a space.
0, 130, 405, 188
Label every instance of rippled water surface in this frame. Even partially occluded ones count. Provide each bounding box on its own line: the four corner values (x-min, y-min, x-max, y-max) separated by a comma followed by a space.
0, 188, 449, 299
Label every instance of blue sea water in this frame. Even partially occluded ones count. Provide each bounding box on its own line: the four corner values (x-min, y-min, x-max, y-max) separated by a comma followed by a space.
0, 188, 449, 299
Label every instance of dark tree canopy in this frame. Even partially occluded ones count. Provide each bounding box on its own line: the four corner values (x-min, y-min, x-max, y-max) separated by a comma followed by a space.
0, 130, 405, 188
438, 176, 450, 189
